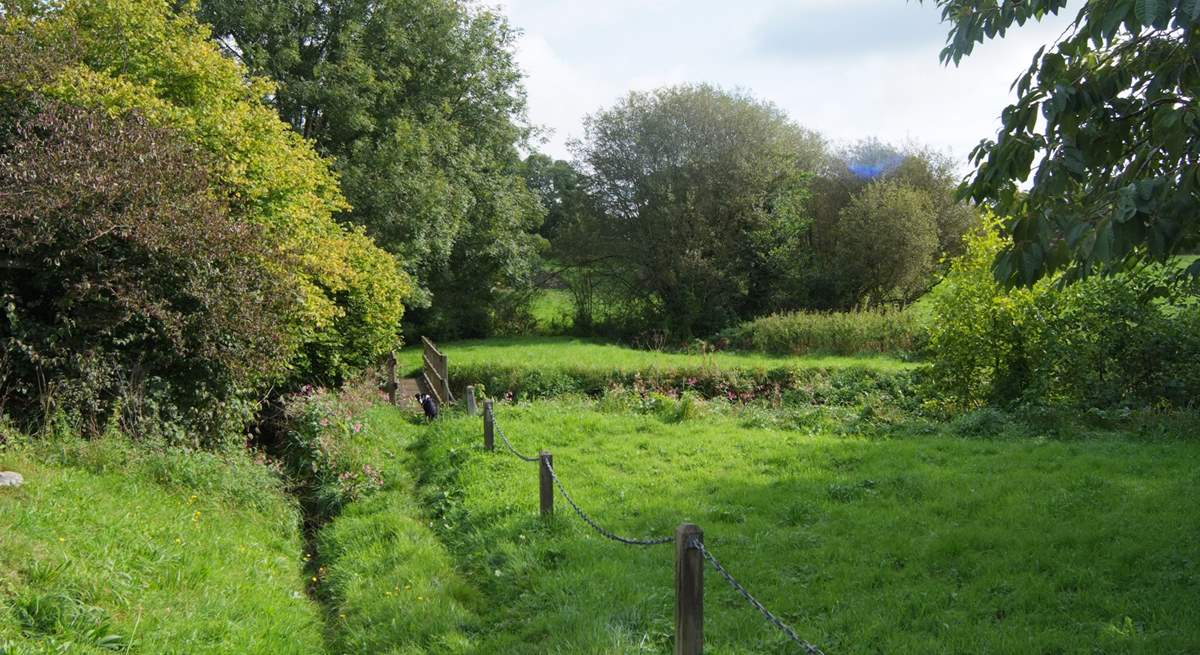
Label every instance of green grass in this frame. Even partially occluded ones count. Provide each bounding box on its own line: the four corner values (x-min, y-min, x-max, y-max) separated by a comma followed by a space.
403, 336, 914, 376
529, 289, 574, 334
0, 433, 324, 654
405, 400, 1200, 654
315, 406, 479, 654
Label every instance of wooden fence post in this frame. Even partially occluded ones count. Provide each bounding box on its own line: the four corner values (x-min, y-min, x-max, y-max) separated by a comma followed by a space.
675, 523, 704, 655
386, 351, 397, 406
466, 385, 478, 416
539, 451, 554, 517
483, 400, 494, 451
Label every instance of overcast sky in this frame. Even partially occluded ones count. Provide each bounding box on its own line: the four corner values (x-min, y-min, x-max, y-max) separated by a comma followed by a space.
495, 0, 1075, 170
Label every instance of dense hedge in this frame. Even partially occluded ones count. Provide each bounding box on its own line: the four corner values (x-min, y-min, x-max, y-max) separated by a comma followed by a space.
0, 100, 293, 444
717, 309, 924, 356
1, 0, 412, 441
449, 361, 917, 409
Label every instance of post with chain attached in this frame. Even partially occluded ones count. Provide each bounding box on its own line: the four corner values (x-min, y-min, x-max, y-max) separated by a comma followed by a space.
466, 385, 478, 416
483, 400, 494, 451
675, 523, 703, 655
539, 451, 554, 517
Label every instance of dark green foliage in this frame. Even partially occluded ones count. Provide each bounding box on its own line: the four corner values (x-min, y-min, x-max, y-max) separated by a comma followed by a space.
566, 84, 823, 338
929, 0, 1200, 285
198, 0, 544, 338
803, 139, 979, 309
0, 99, 294, 445
558, 100, 976, 336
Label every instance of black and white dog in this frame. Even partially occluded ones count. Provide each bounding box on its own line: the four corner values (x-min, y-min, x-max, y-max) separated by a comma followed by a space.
415, 393, 439, 421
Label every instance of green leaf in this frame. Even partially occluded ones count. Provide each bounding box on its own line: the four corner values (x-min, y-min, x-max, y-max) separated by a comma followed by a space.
1134, 0, 1158, 25
1183, 0, 1200, 21
1091, 222, 1113, 261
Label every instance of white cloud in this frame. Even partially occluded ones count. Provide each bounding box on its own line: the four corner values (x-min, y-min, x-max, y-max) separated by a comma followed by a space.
500, 0, 1077, 168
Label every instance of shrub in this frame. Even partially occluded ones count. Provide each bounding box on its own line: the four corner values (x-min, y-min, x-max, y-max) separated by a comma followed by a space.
3, 0, 411, 386
718, 309, 924, 356
0, 99, 293, 445
926, 216, 1200, 409
453, 360, 916, 409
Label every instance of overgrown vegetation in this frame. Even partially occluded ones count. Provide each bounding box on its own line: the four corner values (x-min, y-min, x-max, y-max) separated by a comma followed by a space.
718, 308, 924, 357
400, 336, 916, 404
0, 0, 409, 438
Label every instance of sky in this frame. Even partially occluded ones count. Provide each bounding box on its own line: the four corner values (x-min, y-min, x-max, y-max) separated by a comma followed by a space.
494, 0, 1076, 170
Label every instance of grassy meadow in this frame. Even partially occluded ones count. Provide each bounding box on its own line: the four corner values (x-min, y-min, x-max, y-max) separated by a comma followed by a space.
0, 434, 324, 654
404, 400, 1200, 654
401, 336, 914, 381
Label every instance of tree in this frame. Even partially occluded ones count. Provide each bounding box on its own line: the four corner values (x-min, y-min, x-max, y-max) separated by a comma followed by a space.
0, 97, 294, 444
804, 139, 977, 308
570, 84, 824, 337
833, 180, 940, 306
929, 0, 1200, 285
198, 0, 543, 336
2, 0, 411, 385
522, 154, 586, 239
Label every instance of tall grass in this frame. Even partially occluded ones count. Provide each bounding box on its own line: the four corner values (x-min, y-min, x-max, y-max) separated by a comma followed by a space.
719, 309, 924, 356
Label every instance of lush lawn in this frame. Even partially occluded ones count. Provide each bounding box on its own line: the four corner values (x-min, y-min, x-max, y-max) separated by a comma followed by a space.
406, 400, 1200, 654
0, 434, 324, 654
402, 336, 914, 376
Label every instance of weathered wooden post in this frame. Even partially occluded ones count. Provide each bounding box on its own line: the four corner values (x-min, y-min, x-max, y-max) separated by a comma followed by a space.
539, 451, 554, 517
466, 385, 478, 416
675, 523, 704, 655
386, 351, 397, 406
483, 400, 494, 451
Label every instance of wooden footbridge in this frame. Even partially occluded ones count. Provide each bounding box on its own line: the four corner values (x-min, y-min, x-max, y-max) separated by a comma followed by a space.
384, 337, 454, 412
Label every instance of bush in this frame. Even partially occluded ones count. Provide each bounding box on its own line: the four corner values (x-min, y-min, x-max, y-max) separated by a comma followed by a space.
0, 100, 292, 445
926, 217, 1200, 409
452, 360, 916, 409
718, 309, 924, 356
3, 0, 411, 386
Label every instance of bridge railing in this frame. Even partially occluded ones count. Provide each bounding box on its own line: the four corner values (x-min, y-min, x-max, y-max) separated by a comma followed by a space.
421, 336, 453, 405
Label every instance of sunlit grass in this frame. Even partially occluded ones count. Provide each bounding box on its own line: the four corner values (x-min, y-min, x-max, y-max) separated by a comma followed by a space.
0, 434, 323, 654
317, 406, 479, 654
406, 400, 1200, 654
402, 336, 915, 376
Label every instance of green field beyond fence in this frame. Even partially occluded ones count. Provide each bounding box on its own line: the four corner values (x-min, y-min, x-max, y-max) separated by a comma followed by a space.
405, 400, 1200, 653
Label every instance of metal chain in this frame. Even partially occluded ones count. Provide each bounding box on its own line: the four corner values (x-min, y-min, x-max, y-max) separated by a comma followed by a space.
545, 460, 673, 546
494, 421, 540, 463
692, 538, 825, 655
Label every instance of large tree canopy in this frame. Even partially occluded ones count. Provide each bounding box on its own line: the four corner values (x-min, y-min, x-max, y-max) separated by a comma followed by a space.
568, 84, 824, 337
930, 0, 1200, 285
198, 0, 543, 337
